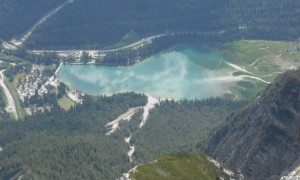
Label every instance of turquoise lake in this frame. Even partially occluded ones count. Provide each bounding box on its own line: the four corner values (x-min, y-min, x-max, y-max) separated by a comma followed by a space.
58, 45, 238, 100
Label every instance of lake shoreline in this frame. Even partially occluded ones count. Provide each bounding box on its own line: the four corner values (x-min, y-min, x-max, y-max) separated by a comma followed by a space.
57, 45, 243, 100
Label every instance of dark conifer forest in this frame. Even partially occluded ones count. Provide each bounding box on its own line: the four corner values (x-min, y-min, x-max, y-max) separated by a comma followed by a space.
1, 0, 300, 49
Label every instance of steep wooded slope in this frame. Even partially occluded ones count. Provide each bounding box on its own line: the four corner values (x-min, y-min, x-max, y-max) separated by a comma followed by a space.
2, 0, 300, 49
0, 0, 65, 41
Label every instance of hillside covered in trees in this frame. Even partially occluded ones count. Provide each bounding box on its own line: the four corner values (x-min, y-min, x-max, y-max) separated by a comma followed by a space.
0, 0, 297, 49
116, 98, 246, 163
0, 92, 245, 179
0, 93, 147, 179
1, 0, 300, 49
0, 0, 65, 41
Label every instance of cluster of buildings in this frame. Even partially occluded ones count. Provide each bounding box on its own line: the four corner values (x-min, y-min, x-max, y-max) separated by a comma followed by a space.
66, 90, 84, 104
38, 76, 60, 95
17, 65, 84, 111
33, 50, 106, 62
17, 69, 47, 101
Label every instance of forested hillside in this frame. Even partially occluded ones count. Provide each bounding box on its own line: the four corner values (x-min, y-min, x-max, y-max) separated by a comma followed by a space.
0, 91, 246, 179
226, 0, 300, 39
25, 0, 228, 49
19, 0, 300, 49
111, 98, 246, 163
0, 93, 147, 179
0, 0, 65, 41
1, 0, 299, 49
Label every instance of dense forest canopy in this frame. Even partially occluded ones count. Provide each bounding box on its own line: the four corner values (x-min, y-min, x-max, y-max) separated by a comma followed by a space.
0, 92, 245, 179
131, 98, 246, 163
1, 0, 300, 49
0, 93, 147, 179
0, 0, 64, 41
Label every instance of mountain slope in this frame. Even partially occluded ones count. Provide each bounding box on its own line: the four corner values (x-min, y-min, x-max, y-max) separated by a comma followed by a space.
131, 98, 246, 163
18, 0, 300, 49
0, 93, 147, 179
2, 0, 300, 49
202, 69, 300, 180
0, 0, 65, 41
127, 153, 241, 180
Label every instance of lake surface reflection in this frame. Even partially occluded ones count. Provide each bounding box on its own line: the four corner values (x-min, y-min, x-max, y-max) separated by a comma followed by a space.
58, 45, 236, 100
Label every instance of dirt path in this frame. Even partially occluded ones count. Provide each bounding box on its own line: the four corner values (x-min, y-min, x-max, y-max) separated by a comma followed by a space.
30, 34, 166, 58
0, 70, 18, 119
105, 108, 140, 135
225, 62, 255, 75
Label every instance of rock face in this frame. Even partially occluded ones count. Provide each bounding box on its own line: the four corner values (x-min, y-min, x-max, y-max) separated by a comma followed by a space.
202, 69, 300, 180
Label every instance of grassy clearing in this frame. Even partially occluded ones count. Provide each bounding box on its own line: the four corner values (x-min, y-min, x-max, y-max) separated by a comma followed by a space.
58, 96, 75, 111
0, 53, 24, 63
13, 72, 27, 87
249, 40, 290, 52
218, 39, 300, 100
229, 40, 268, 64
130, 153, 232, 180
296, 167, 300, 175
221, 40, 295, 64
287, 52, 300, 62
230, 80, 266, 100
3, 75, 26, 119
0, 86, 16, 119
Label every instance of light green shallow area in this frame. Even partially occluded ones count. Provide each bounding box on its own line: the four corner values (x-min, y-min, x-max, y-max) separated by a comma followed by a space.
57, 45, 263, 100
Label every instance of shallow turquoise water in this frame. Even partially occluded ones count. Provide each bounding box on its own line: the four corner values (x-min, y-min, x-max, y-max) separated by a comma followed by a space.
58, 45, 235, 100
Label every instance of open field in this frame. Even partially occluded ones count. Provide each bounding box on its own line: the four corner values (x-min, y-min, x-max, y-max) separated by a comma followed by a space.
13, 72, 27, 87
3, 75, 27, 119
58, 95, 75, 111
221, 40, 294, 64
218, 39, 300, 100
130, 153, 234, 180
0, 70, 18, 119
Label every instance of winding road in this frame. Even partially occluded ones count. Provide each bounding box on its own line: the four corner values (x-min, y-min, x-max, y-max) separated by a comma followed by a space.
30, 32, 225, 56
30, 34, 166, 58
0, 70, 18, 119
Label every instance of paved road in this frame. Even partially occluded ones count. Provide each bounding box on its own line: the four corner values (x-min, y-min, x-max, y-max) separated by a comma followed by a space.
30, 31, 225, 55
0, 70, 18, 119
31, 34, 165, 56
